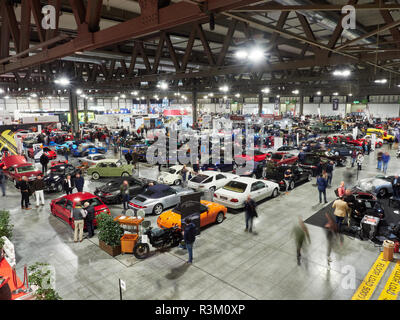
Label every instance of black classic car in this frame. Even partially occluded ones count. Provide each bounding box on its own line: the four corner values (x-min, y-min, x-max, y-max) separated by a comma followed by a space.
43, 163, 79, 192
262, 163, 312, 191
298, 153, 330, 176
311, 150, 347, 166
94, 177, 156, 204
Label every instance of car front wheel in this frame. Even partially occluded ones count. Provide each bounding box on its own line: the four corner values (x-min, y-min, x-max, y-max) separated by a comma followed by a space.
133, 243, 150, 259
121, 172, 130, 177
174, 180, 181, 186
378, 188, 388, 198
289, 181, 295, 190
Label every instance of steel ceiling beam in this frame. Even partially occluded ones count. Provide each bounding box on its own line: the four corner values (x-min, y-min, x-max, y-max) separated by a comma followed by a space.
0, 0, 262, 75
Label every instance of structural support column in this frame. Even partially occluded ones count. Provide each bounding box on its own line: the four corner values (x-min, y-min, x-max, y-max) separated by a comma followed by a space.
192, 90, 198, 124
69, 89, 79, 138
146, 96, 151, 114
299, 95, 304, 116
258, 93, 263, 115
83, 98, 88, 123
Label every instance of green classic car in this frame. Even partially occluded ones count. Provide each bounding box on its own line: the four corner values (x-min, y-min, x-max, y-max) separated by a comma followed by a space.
310, 123, 336, 133
87, 159, 134, 180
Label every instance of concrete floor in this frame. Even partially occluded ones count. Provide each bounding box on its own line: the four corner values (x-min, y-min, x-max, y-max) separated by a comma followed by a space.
4, 145, 400, 300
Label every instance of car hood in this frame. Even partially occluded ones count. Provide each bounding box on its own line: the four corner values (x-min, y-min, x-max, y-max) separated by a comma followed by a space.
358, 178, 390, 191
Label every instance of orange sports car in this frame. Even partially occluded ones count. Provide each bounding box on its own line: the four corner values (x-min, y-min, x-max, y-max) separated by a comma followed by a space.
157, 200, 227, 230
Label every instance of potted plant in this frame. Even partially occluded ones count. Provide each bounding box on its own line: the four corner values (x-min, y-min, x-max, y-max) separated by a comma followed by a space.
28, 262, 62, 300
97, 213, 123, 257
0, 210, 12, 262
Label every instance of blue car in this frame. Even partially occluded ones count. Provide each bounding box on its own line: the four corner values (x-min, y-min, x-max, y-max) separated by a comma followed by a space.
72, 143, 107, 157
56, 141, 78, 153
200, 159, 234, 172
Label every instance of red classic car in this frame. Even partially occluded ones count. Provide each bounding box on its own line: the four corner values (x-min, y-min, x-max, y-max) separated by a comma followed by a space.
27, 146, 57, 160
2, 155, 42, 183
234, 150, 268, 163
267, 152, 298, 165
50, 192, 111, 229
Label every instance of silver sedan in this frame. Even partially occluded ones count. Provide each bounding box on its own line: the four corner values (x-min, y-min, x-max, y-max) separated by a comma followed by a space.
128, 184, 195, 215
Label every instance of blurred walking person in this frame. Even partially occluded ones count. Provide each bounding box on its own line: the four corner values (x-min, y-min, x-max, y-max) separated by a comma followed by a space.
325, 212, 338, 264
292, 217, 311, 265
382, 152, 390, 174
244, 195, 258, 233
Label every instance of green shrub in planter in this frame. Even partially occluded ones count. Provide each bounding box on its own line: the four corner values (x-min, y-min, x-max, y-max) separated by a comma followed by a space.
97, 213, 124, 247
0, 210, 13, 240
28, 262, 62, 300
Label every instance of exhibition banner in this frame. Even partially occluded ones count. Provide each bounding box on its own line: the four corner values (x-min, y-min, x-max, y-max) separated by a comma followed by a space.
33, 143, 43, 163
332, 98, 339, 111
274, 137, 283, 150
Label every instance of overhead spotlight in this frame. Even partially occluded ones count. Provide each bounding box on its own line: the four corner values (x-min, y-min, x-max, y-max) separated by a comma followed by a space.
235, 93, 241, 98
262, 87, 270, 94
89, 97, 94, 101
397, 84, 400, 87
0, 88, 4, 94
159, 81, 168, 90
76, 89, 83, 95
141, 96, 145, 100
30, 93, 37, 98
316, 91, 322, 95
203, 95, 208, 99
348, 93, 353, 96
292, 90, 299, 94
60, 97, 65, 100
276, 95, 280, 98
374, 79, 387, 84
219, 85, 229, 92
54, 77, 70, 86
114, 96, 118, 100
248, 48, 265, 62
333, 69, 351, 77
121, 94, 126, 99
235, 50, 248, 60
223, 96, 228, 100
131, 91, 139, 96
4, 95, 10, 99
209, 93, 214, 97
333, 92, 339, 96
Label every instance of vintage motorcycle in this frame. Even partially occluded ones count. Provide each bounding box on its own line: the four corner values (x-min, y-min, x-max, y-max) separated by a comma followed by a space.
133, 223, 183, 259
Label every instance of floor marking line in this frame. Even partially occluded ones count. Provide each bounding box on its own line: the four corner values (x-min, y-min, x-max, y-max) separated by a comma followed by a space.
378, 260, 400, 300
352, 252, 390, 300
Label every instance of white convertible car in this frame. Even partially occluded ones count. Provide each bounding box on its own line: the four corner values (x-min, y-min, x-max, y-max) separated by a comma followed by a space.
157, 165, 192, 186
187, 171, 239, 192
213, 177, 280, 209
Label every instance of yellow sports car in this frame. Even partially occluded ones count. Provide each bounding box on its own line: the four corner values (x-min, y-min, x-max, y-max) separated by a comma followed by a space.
157, 200, 227, 229
366, 128, 395, 142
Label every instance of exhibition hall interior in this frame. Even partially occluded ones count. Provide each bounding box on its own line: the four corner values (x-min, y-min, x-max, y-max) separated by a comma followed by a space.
3, 0, 400, 304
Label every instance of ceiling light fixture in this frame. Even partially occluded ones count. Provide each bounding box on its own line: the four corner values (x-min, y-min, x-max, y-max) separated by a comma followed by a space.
374, 79, 387, 84
54, 77, 70, 86
333, 69, 351, 77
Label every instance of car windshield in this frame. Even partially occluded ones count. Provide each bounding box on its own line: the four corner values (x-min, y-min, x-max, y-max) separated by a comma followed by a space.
141, 189, 159, 198
190, 174, 208, 183
271, 154, 283, 160
168, 168, 177, 174
80, 197, 102, 207
17, 165, 36, 173
223, 181, 247, 193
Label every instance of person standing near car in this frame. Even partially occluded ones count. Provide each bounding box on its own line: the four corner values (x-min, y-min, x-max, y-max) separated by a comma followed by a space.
120, 180, 130, 211
244, 195, 258, 233
17, 176, 31, 210
317, 173, 328, 204
63, 147, 69, 162
332, 196, 351, 236
377, 151, 383, 170
33, 175, 45, 207
326, 161, 334, 187
181, 165, 188, 187
283, 168, 293, 194
392, 175, 400, 199
63, 175, 75, 195
124, 151, 132, 165
382, 152, 391, 174
183, 218, 197, 264
356, 152, 364, 171
0, 168, 5, 196
83, 202, 95, 238
74, 173, 84, 193
351, 149, 357, 168
40, 152, 49, 173
71, 201, 86, 243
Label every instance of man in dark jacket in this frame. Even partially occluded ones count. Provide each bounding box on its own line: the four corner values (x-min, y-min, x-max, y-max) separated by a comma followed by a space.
39, 153, 49, 173
326, 161, 334, 187
74, 173, 84, 192
120, 180, 130, 211
392, 175, 400, 199
124, 151, 132, 165
317, 173, 328, 204
17, 176, 31, 210
183, 218, 197, 264
244, 195, 258, 233
83, 202, 95, 238
0, 168, 5, 196
32, 175, 45, 207
63, 175, 75, 195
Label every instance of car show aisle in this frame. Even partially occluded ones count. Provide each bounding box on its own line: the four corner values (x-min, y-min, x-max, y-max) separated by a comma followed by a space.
3, 145, 399, 300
